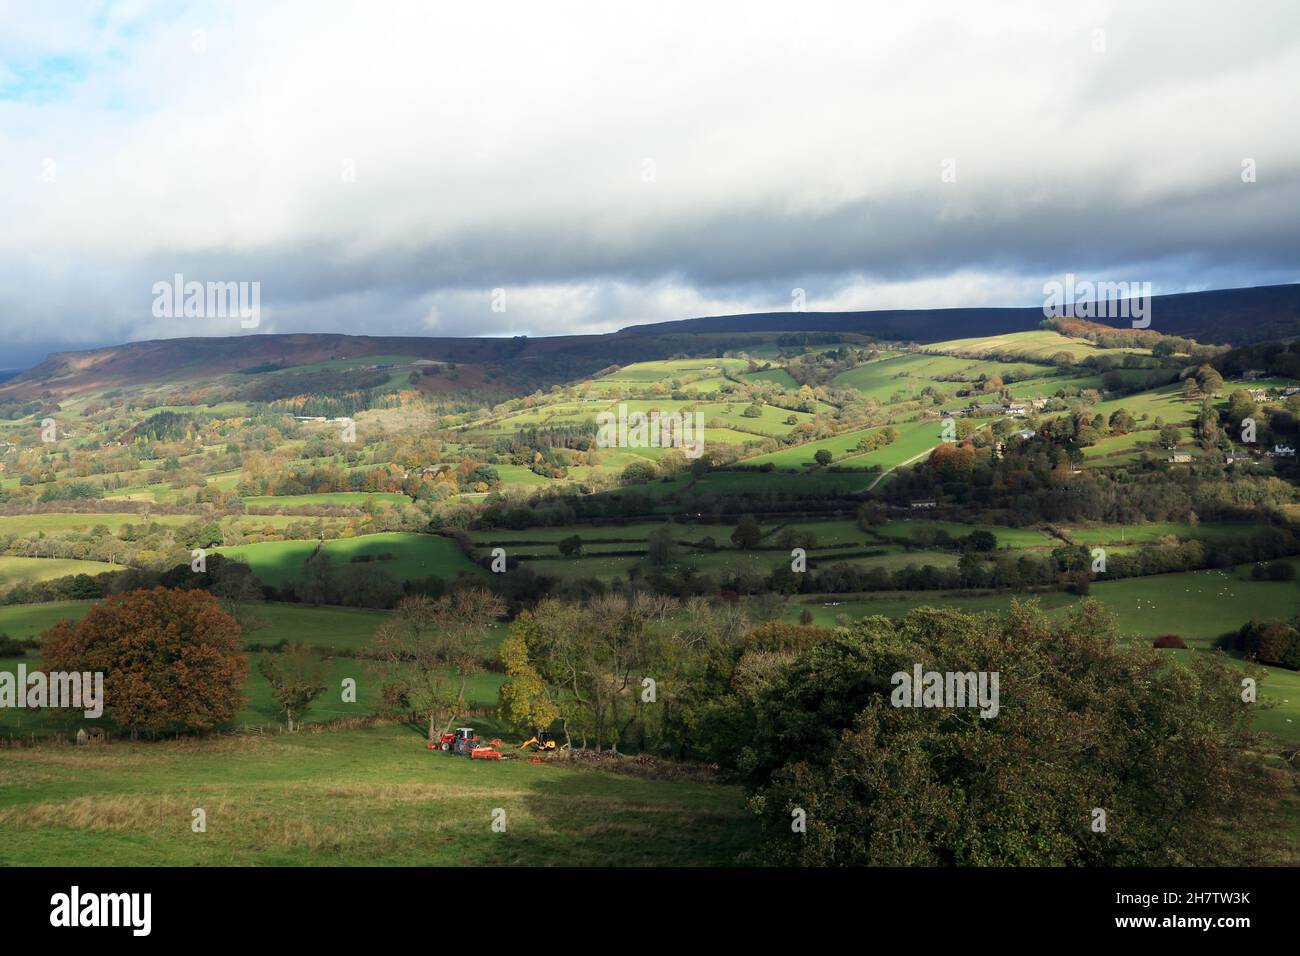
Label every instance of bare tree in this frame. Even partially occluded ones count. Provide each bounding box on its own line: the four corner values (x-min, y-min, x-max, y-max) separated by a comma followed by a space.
633, 591, 679, 625
370, 588, 505, 743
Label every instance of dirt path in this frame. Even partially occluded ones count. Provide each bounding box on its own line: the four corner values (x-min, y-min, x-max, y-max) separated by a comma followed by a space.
866, 445, 939, 491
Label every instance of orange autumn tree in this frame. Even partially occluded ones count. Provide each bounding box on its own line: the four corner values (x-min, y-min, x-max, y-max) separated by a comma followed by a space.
43, 587, 247, 737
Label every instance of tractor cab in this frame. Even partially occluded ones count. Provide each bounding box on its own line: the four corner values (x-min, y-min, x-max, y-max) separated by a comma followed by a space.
451, 727, 480, 757
432, 726, 507, 760
436, 727, 478, 753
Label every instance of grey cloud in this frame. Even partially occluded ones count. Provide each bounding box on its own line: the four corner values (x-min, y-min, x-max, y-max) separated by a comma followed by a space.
2, 0, 1298, 362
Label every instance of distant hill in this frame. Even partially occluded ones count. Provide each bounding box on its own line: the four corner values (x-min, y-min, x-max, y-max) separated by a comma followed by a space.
5, 282, 1297, 400
0, 331, 670, 400
621, 283, 1300, 345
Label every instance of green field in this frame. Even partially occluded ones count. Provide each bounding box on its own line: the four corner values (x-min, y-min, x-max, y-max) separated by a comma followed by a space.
522, 541, 960, 582
1080, 428, 1179, 460
0, 513, 193, 535
471, 521, 746, 547
1088, 383, 1196, 425
1243, 660, 1300, 741
242, 492, 410, 507
237, 656, 503, 727
1002, 372, 1105, 400
761, 519, 868, 547
873, 520, 1055, 548
792, 562, 1300, 647
0, 600, 96, 639
1085, 566, 1300, 644
741, 419, 939, 470
837, 419, 944, 471
470, 522, 660, 544
832, 351, 1047, 402
706, 402, 816, 436
478, 401, 788, 453
491, 464, 561, 487
743, 425, 889, 467
1061, 522, 1247, 546
0, 724, 755, 866
628, 426, 763, 459
595, 358, 748, 386
0, 599, 385, 650
241, 602, 391, 650
0, 557, 119, 587
740, 367, 798, 388
926, 330, 1147, 361
215, 533, 480, 587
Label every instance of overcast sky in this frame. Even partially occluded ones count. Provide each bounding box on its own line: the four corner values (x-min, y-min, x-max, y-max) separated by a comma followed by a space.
2, 0, 1298, 368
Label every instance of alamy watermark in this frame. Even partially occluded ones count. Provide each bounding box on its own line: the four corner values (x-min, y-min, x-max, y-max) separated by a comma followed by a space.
596, 403, 705, 459
890, 664, 999, 718
152, 273, 260, 328
0, 665, 103, 718
1042, 273, 1151, 329
50, 886, 150, 936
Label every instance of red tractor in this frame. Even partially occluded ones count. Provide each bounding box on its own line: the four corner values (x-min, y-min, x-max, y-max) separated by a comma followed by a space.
432, 727, 506, 760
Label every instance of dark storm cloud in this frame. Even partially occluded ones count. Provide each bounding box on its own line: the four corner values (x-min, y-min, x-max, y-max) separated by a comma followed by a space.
2, 0, 1298, 362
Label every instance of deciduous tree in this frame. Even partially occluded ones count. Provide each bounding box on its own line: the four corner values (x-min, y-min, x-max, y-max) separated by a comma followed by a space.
728, 601, 1281, 866
370, 588, 505, 743
42, 587, 247, 736
258, 642, 328, 732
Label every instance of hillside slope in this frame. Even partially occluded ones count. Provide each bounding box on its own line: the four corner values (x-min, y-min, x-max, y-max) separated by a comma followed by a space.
6, 282, 1297, 400
622, 283, 1300, 345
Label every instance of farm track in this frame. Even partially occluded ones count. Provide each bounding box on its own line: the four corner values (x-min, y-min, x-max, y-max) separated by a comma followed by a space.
866, 445, 939, 490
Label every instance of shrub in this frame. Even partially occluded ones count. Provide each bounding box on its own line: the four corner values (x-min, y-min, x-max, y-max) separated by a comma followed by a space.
621, 462, 656, 485
1152, 634, 1187, 649
0, 633, 37, 656
1223, 619, 1300, 670
730, 521, 763, 550
1251, 561, 1297, 581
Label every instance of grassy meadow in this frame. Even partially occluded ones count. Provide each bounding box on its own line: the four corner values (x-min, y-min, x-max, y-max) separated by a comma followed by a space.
215, 532, 481, 587
0, 724, 757, 866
